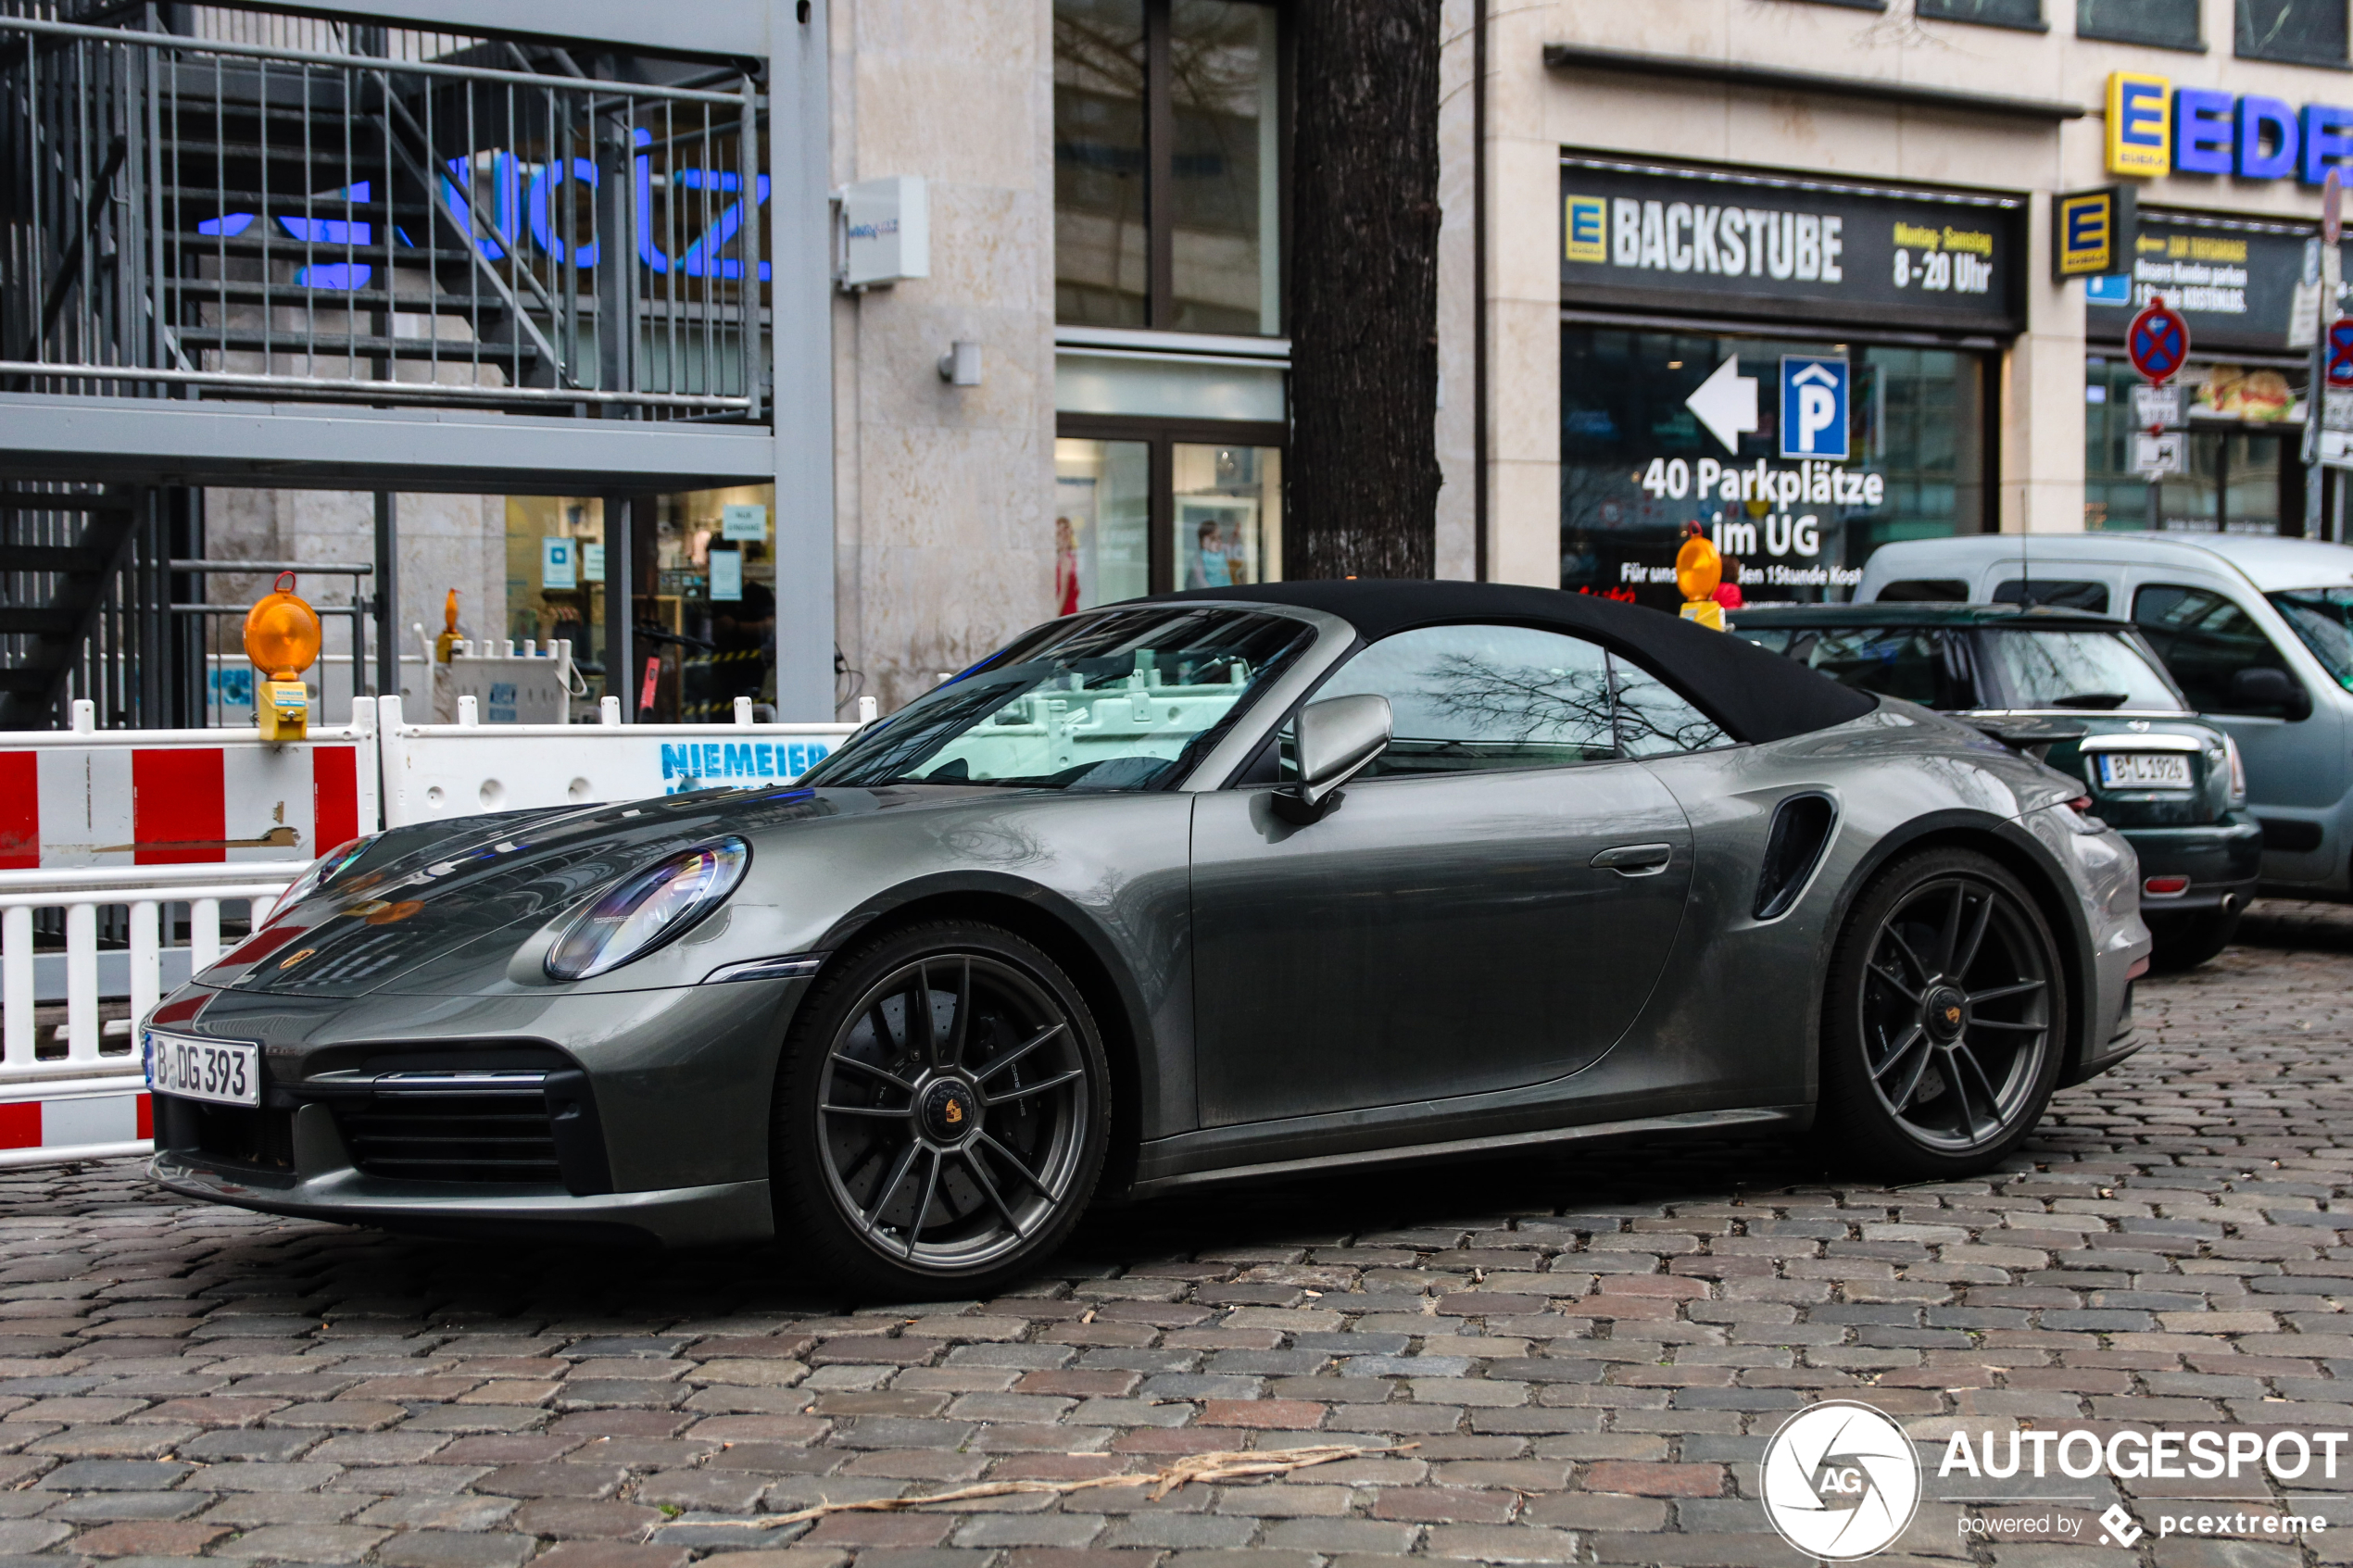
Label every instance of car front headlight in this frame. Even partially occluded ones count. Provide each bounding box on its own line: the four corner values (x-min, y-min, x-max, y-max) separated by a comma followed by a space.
262, 834, 375, 927
546, 839, 749, 981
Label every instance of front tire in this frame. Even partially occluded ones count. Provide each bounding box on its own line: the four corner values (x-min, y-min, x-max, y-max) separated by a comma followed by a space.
1816, 849, 2068, 1180
771, 922, 1110, 1299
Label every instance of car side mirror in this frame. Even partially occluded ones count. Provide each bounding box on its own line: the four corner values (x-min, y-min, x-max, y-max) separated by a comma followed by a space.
1275, 694, 1391, 823
2227, 666, 2311, 720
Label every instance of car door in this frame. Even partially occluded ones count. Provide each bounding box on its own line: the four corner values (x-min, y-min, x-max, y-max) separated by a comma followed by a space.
2132, 581, 2347, 878
1187, 622, 1707, 1128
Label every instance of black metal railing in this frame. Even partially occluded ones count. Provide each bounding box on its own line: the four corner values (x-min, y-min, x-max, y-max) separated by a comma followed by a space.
0, 9, 770, 419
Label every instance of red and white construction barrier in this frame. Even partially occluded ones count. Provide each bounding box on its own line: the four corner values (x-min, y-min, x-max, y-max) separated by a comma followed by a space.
0, 693, 862, 1167
0, 1080, 154, 1168
0, 701, 374, 871
0, 866, 298, 1170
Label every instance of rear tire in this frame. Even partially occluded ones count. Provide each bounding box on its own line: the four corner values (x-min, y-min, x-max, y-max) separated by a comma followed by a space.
2145, 907, 2240, 972
770, 921, 1110, 1300
1816, 849, 2068, 1181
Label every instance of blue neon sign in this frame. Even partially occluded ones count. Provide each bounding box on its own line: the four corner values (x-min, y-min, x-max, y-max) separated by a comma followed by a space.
197, 135, 771, 293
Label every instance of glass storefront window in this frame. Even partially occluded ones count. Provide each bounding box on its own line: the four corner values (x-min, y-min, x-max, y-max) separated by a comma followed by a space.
1053, 0, 1280, 335
1055, 439, 1151, 611
1560, 326, 1985, 607
505, 495, 608, 719
2084, 357, 2299, 535
2238, 0, 2348, 66
1169, 2, 1279, 334
1175, 442, 1279, 589
503, 485, 776, 722
653, 486, 777, 721
2077, 0, 2199, 46
1917, 0, 2043, 25
1054, 0, 1149, 328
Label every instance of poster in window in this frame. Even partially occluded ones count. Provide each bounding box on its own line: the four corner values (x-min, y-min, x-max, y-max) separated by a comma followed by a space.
1180, 498, 1258, 589
710, 547, 743, 602
542, 537, 576, 591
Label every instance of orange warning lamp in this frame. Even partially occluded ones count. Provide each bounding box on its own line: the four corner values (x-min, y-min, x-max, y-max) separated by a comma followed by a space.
434, 589, 460, 664
243, 571, 321, 742
1676, 523, 1727, 632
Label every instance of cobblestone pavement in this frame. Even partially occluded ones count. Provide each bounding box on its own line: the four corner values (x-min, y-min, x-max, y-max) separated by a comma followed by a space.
0, 905, 2350, 1568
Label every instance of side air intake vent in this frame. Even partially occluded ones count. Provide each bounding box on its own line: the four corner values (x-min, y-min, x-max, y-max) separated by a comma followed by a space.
1754, 794, 1837, 921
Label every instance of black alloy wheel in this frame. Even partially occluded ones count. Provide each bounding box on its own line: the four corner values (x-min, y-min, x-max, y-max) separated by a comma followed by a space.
1818, 849, 2068, 1178
772, 922, 1109, 1296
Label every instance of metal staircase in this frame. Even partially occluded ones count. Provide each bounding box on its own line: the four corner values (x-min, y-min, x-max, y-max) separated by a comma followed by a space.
0, 486, 202, 731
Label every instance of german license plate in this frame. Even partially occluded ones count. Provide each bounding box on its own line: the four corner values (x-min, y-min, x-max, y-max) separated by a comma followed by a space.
2097, 752, 2193, 790
145, 1031, 259, 1107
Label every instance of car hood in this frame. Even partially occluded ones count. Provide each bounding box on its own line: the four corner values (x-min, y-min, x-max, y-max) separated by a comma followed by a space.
185, 783, 1015, 1000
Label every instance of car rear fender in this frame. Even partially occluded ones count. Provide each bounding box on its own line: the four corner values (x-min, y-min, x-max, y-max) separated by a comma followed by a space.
1818, 809, 2100, 1088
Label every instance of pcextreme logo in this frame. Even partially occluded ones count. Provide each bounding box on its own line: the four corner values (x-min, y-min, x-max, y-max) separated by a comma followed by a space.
1759, 1401, 1921, 1560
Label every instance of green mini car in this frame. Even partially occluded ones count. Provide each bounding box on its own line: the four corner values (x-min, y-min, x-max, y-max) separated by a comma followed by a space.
1735, 602, 2259, 970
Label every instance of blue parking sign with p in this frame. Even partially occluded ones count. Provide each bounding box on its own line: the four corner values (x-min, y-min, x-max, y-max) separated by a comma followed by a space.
1780, 357, 1850, 461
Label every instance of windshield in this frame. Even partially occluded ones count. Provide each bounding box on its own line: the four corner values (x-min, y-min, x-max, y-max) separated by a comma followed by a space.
1734, 624, 1962, 708
1976, 629, 2184, 712
2270, 589, 2353, 691
799, 606, 1316, 792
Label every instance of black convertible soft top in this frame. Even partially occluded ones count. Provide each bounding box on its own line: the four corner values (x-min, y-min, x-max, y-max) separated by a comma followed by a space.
1151, 580, 1877, 745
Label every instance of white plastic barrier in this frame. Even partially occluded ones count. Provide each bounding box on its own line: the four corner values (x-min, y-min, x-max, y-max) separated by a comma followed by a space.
375, 696, 862, 826
0, 699, 379, 871
0, 863, 295, 1168
437, 640, 578, 725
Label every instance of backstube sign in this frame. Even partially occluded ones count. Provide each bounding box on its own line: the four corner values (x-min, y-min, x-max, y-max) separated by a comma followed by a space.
1562, 159, 2026, 334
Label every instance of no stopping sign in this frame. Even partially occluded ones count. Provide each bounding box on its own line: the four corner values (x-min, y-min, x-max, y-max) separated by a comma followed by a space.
2129, 296, 2190, 384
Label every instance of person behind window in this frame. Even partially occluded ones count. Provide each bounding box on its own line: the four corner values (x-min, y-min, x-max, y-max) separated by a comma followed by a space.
1189, 520, 1233, 590
1054, 516, 1081, 616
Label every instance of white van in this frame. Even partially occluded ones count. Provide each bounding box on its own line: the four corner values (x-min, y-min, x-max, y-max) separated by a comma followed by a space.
1856, 533, 2353, 901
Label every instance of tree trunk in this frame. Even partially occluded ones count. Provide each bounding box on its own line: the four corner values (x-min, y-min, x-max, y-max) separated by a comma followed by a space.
1287, 0, 1442, 581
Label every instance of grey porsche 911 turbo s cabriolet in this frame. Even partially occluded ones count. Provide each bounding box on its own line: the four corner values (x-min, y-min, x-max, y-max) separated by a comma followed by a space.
145, 581, 2151, 1296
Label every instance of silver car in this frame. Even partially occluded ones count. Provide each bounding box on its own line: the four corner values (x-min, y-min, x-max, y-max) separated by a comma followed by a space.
1860, 533, 2353, 900
145, 583, 2151, 1298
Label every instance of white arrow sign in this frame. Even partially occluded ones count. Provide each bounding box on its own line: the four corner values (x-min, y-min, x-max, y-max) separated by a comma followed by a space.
1686, 356, 1759, 454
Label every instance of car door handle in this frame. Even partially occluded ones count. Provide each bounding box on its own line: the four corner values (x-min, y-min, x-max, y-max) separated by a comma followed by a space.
1592, 842, 1674, 876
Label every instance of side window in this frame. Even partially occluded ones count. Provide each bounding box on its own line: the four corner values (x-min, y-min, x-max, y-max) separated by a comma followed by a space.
1614, 661, 1730, 758
2132, 584, 2292, 713
1300, 623, 1727, 780
1994, 578, 2110, 613
1313, 624, 1614, 778
1877, 579, 1969, 603
1774, 627, 1966, 709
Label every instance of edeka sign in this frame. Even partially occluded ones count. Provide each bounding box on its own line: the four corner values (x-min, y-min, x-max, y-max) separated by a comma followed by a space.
1561, 160, 2024, 333
2087, 212, 2345, 353
2101, 72, 2353, 186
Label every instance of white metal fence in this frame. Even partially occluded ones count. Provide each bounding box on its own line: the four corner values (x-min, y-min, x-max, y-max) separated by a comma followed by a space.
0, 863, 295, 1168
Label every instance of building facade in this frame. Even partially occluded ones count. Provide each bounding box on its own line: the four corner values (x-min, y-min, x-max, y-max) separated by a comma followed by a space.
1492, 0, 2353, 619
9, 0, 2353, 728
833, 0, 2353, 709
